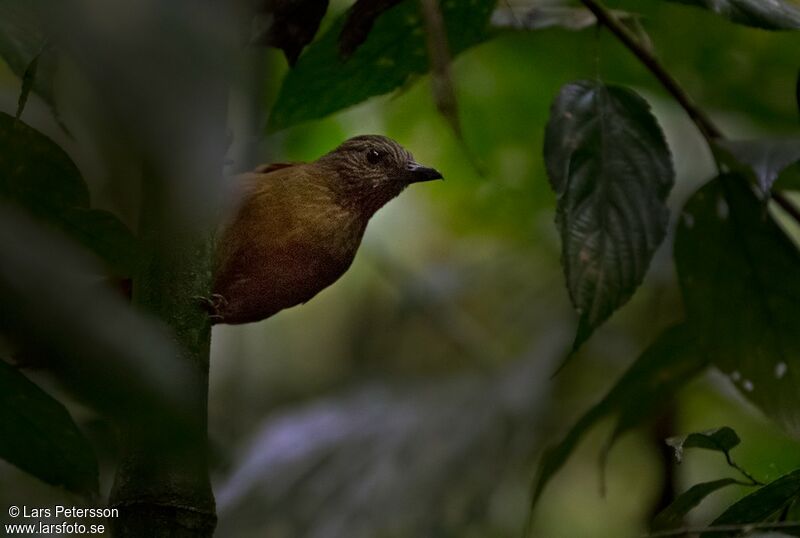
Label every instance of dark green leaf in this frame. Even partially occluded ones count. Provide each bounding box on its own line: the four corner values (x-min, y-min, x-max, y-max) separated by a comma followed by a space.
774, 164, 800, 191
0, 2, 60, 121
0, 111, 87, 213
667, 0, 800, 30
251, 0, 329, 65
653, 478, 741, 530
543, 81, 674, 352
717, 139, 800, 194
269, 0, 495, 130
0, 112, 138, 275
339, 0, 403, 57
675, 175, 800, 438
0, 359, 98, 496
666, 427, 741, 463
529, 325, 705, 511
704, 470, 800, 537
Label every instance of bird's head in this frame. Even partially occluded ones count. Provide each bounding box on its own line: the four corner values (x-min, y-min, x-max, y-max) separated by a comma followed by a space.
318, 135, 442, 214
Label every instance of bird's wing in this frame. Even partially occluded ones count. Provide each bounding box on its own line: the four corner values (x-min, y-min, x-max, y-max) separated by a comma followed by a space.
252, 162, 298, 174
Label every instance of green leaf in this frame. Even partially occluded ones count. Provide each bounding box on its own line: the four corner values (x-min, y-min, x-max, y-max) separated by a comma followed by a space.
0, 359, 98, 496
269, 0, 495, 130
666, 427, 741, 463
0, 111, 87, 213
704, 469, 800, 537
667, 0, 800, 30
652, 478, 741, 530
0, 112, 138, 275
543, 81, 674, 352
774, 164, 800, 191
717, 139, 800, 194
0, 1, 60, 121
675, 175, 800, 438
528, 325, 705, 511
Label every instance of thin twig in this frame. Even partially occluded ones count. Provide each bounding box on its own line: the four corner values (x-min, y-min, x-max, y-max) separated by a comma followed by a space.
420, 0, 461, 137
723, 451, 763, 486
579, 0, 800, 225
579, 0, 721, 145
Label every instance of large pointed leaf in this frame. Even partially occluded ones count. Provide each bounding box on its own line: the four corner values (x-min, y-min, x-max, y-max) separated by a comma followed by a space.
718, 139, 800, 194
675, 175, 800, 438
529, 325, 705, 511
653, 478, 741, 531
0, 112, 138, 275
544, 81, 674, 351
0, 359, 98, 496
704, 469, 800, 537
667, 0, 800, 30
269, 0, 495, 130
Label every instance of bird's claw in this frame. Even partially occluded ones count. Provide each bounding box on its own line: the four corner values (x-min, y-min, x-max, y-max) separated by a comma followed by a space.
193, 293, 228, 322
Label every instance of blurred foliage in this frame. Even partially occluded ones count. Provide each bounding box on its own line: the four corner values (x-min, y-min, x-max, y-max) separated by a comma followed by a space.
0, 112, 138, 275
0, 359, 97, 496
0, 0, 800, 536
529, 325, 705, 512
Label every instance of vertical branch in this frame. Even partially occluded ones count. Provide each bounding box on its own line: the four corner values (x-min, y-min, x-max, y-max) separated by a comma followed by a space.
420, 0, 462, 138
113, 202, 216, 535
108, 165, 220, 537
106, 19, 230, 536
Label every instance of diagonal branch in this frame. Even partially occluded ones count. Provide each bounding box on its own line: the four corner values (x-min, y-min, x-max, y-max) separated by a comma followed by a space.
579, 0, 800, 226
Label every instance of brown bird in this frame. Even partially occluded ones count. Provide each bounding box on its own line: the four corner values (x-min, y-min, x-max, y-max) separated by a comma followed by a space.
208, 135, 442, 325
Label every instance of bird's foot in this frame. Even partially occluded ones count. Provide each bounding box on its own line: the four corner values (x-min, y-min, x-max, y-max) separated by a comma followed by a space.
193, 293, 228, 323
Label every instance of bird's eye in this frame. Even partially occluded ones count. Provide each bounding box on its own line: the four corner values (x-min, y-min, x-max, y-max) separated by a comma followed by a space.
366, 149, 383, 165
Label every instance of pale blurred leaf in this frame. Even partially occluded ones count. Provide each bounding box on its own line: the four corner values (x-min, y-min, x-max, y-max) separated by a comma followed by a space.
0, 205, 197, 429
667, 0, 800, 30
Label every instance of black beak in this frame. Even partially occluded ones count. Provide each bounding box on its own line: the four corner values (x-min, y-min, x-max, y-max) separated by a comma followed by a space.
406, 161, 443, 183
